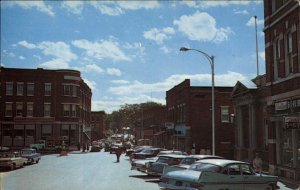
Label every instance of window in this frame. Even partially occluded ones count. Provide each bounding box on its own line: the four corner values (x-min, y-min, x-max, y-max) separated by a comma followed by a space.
27, 83, 34, 96
63, 104, 70, 117
273, 38, 281, 80
42, 125, 52, 138
6, 82, 13, 96
221, 106, 230, 123
25, 125, 35, 137
228, 164, 241, 175
17, 82, 24, 96
271, 0, 276, 13
285, 31, 293, 75
3, 125, 12, 137
61, 125, 69, 137
44, 83, 51, 96
16, 102, 23, 117
14, 125, 24, 137
72, 85, 77, 97
44, 103, 51, 117
71, 104, 76, 117
63, 85, 71, 96
5, 102, 13, 117
27, 102, 33, 117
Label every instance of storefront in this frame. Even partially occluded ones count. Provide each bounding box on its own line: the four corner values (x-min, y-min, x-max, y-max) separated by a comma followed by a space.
273, 98, 300, 181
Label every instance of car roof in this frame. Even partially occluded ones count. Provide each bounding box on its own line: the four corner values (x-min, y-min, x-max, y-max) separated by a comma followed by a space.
195, 159, 248, 167
158, 154, 187, 159
159, 150, 187, 155
187, 155, 223, 159
21, 148, 36, 151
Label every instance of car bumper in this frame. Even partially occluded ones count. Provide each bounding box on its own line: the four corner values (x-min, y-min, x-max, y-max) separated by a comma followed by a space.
158, 182, 197, 190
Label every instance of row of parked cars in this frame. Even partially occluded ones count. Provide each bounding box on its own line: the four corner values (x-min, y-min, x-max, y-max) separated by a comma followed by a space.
126, 146, 280, 190
0, 148, 41, 171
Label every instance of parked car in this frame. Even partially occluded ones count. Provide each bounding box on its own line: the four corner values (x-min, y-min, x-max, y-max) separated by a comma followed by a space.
0, 152, 28, 170
146, 154, 187, 176
126, 146, 152, 157
131, 150, 188, 173
20, 148, 41, 164
159, 159, 279, 190
131, 147, 166, 160
162, 154, 223, 175
90, 145, 102, 152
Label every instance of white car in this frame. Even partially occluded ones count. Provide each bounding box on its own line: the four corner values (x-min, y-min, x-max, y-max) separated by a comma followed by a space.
0, 152, 28, 170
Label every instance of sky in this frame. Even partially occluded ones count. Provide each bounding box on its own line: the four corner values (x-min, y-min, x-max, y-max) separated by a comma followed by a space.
1, 0, 265, 113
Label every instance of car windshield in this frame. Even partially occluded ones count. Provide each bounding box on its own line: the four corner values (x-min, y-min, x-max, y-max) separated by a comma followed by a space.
188, 163, 221, 172
157, 157, 171, 164
180, 158, 196, 165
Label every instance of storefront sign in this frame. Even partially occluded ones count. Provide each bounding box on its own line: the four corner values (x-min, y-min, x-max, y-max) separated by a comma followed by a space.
275, 101, 288, 110
275, 98, 300, 111
284, 116, 300, 129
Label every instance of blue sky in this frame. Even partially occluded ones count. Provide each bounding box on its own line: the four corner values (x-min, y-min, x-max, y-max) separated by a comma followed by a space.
1, 1, 265, 113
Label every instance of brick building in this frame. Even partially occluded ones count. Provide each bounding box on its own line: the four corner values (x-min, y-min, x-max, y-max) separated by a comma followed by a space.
233, 0, 300, 183
90, 111, 105, 141
264, 0, 300, 182
166, 79, 235, 158
0, 67, 92, 149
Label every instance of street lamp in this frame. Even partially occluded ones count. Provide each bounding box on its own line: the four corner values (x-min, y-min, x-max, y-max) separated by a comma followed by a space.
180, 47, 215, 156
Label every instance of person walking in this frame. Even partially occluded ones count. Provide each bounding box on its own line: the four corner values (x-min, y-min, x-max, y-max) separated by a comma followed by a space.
253, 152, 263, 173
115, 147, 122, 162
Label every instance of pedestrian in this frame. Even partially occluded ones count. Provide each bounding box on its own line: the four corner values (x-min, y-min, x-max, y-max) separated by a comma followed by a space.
253, 152, 263, 173
115, 147, 122, 162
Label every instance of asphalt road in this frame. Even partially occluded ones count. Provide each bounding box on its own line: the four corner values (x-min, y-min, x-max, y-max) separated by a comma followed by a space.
0, 150, 297, 190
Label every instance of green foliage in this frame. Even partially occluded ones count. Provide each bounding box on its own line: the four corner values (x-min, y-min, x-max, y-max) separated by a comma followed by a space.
104, 102, 164, 132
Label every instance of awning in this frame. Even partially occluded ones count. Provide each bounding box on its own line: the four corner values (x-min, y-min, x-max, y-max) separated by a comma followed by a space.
154, 131, 165, 136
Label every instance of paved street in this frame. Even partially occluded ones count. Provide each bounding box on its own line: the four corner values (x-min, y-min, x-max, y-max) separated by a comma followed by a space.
0, 151, 297, 190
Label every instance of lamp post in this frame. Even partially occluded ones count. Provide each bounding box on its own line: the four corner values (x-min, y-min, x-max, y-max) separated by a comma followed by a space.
180, 47, 215, 156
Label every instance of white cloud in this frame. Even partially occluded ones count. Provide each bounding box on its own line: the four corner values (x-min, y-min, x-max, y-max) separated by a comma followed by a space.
234, 9, 249, 15
160, 46, 170, 54
83, 78, 96, 91
107, 68, 122, 76
89, 2, 124, 16
111, 80, 130, 84
19, 40, 77, 62
89, 1, 159, 16
19, 56, 25, 60
72, 39, 130, 62
109, 71, 251, 95
38, 59, 69, 69
61, 1, 84, 15
6, 1, 54, 16
181, 1, 250, 8
143, 27, 175, 44
75, 64, 104, 74
246, 17, 264, 27
174, 11, 232, 43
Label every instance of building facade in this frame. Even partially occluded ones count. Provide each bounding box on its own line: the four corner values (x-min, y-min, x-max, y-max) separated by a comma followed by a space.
0, 67, 92, 149
166, 79, 235, 158
264, 0, 300, 182
90, 111, 105, 141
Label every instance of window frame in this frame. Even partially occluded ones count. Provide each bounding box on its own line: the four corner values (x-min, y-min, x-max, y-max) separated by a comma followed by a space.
5, 102, 13, 117
17, 82, 24, 96
16, 102, 23, 117
44, 103, 51, 117
221, 106, 230, 123
6, 82, 13, 96
44, 83, 52, 96
27, 102, 33, 117
27, 83, 35, 96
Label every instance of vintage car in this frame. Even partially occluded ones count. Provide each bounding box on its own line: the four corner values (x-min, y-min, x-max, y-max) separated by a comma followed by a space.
131, 150, 188, 173
125, 145, 153, 157
0, 152, 28, 170
159, 159, 279, 190
146, 154, 187, 176
162, 154, 223, 175
20, 148, 41, 164
90, 145, 102, 152
131, 147, 166, 160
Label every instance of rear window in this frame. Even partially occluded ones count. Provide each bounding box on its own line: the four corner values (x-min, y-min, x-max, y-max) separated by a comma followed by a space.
188, 163, 221, 172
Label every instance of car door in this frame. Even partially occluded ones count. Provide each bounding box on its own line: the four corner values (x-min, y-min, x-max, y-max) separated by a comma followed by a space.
241, 164, 268, 190
224, 164, 245, 190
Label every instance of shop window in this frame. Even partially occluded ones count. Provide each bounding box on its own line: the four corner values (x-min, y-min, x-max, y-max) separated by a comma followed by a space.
44, 83, 51, 96
25, 125, 35, 137
6, 82, 13, 96
221, 106, 230, 123
3, 125, 12, 137
280, 130, 293, 167
27, 83, 34, 96
17, 82, 24, 96
61, 125, 69, 137
27, 102, 33, 117
42, 125, 52, 138
16, 102, 23, 117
